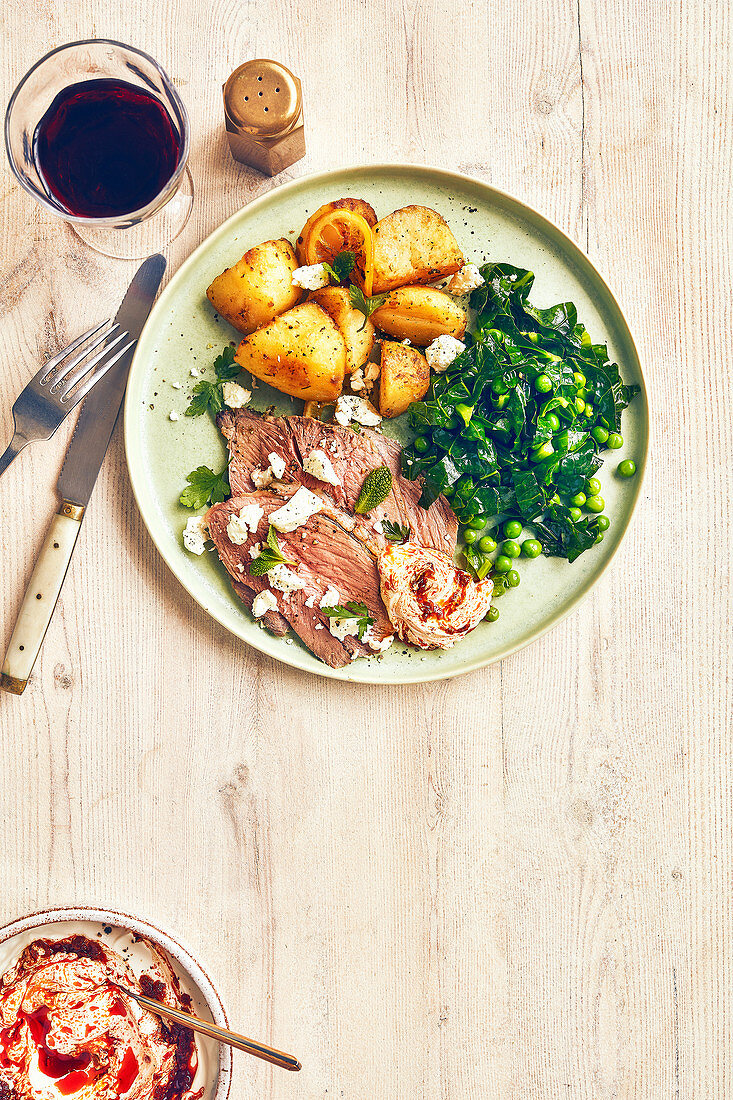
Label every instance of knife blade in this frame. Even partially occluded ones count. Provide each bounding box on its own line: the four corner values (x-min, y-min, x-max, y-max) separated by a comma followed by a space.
58, 253, 166, 507
1, 254, 166, 695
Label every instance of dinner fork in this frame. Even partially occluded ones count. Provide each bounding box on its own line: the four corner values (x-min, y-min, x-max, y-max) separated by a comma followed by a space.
0, 320, 136, 480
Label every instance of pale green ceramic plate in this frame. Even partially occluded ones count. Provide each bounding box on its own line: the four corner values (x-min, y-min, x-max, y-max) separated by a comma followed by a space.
124, 165, 648, 684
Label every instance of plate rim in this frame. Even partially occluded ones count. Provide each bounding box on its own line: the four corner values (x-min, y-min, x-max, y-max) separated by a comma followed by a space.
0, 904, 232, 1100
124, 162, 649, 684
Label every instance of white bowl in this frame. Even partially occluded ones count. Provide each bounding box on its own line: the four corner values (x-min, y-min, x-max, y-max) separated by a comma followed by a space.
0, 906, 232, 1100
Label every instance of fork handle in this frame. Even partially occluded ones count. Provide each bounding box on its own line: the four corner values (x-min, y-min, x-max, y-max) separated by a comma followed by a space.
1, 502, 83, 695
0, 435, 26, 480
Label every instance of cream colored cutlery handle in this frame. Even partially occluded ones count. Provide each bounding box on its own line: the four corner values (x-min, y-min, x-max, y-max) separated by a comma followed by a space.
1, 503, 83, 695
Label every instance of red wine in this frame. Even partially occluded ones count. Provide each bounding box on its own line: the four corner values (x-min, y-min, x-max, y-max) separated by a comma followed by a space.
33, 78, 181, 219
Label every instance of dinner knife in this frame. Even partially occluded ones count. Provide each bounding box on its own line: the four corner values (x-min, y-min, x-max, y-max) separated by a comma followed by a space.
1, 254, 166, 695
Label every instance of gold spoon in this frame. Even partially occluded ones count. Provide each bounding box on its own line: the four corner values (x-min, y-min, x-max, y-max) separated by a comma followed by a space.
114, 984, 301, 1072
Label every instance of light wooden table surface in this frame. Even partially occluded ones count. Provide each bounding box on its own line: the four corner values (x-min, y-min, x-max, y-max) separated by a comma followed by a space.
0, 2, 729, 1096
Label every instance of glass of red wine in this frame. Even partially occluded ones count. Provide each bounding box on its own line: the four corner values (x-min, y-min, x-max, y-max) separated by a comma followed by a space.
5, 39, 193, 260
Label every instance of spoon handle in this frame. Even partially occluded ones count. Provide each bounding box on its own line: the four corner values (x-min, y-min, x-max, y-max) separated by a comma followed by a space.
127, 990, 301, 1072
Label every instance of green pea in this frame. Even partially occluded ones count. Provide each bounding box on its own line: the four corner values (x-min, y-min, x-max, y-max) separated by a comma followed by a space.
413, 435, 429, 453
618, 459, 637, 478
587, 477, 601, 496
576, 387, 588, 400
573, 371, 586, 386
493, 555, 512, 574
546, 412, 561, 432
595, 533, 605, 544
568, 506, 582, 522
464, 529, 480, 545
531, 442, 554, 462
468, 516, 486, 530
487, 605, 500, 622
583, 403, 594, 418
574, 397, 586, 414
570, 492, 586, 507
522, 539, 542, 559
503, 520, 522, 539
479, 535, 497, 554
502, 540, 521, 558
595, 515, 610, 531
535, 374, 552, 394
505, 569, 521, 587
491, 377, 509, 395
607, 432, 623, 449
586, 495, 605, 513
591, 425, 609, 444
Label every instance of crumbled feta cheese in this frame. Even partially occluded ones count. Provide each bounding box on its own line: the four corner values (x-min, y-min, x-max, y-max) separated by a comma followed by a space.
190, 367, 201, 377
304, 448, 340, 486
171, 381, 182, 389
291, 263, 330, 291
249, 542, 262, 559
425, 334, 466, 373
320, 586, 341, 608
252, 590, 279, 618
227, 503, 264, 544
270, 487, 322, 533
373, 520, 384, 534
334, 394, 382, 428
305, 595, 316, 608
362, 625, 394, 653
237, 563, 245, 572
447, 263, 485, 295
269, 564, 307, 594
169, 410, 179, 421
329, 617, 361, 640
315, 623, 324, 630
268, 452, 286, 479
222, 381, 251, 409
251, 466, 274, 489
402, 338, 411, 345
183, 515, 208, 555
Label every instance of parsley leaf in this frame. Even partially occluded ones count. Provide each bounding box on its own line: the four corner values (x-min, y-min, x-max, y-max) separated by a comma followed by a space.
320, 600, 374, 640
179, 465, 230, 509
381, 519, 410, 543
322, 251, 356, 285
348, 285, 389, 330
185, 345, 240, 417
249, 525, 296, 577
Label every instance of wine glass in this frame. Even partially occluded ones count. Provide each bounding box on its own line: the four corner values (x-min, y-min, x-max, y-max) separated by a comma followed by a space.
5, 39, 194, 260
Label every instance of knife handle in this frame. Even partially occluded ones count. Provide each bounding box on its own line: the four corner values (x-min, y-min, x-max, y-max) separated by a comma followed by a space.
1, 502, 83, 695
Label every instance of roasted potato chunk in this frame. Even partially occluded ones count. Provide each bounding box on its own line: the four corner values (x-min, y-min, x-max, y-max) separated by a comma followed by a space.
371, 206, 464, 294
296, 198, 377, 265
234, 302, 347, 402
206, 238, 302, 335
370, 285, 467, 345
309, 286, 375, 374
379, 341, 430, 419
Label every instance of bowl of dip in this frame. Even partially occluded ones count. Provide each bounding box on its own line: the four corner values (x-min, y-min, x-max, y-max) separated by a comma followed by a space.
0, 907, 232, 1100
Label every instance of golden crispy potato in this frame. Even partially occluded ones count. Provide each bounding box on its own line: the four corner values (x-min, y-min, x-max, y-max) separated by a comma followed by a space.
379, 341, 430, 419
371, 206, 464, 294
309, 285, 375, 374
296, 198, 377, 265
370, 285, 467, 345
206, 238, 302, 335
234, 302, 346, 403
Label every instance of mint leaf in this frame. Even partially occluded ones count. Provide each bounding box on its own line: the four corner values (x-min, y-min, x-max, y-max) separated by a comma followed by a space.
355, 466, 393, 513
179, 465, 230, 509
249, 525, 295, 576
323, 251, 356, 285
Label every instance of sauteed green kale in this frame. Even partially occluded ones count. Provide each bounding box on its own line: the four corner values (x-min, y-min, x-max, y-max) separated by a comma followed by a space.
401, 263, 639, 580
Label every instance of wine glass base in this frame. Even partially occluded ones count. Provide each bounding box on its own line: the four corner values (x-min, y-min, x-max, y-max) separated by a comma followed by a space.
71, 167, 194, 260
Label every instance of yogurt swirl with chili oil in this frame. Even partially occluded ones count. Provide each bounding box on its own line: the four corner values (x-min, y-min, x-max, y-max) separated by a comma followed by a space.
0, 935, 203, 1100
378, 543, 494, 648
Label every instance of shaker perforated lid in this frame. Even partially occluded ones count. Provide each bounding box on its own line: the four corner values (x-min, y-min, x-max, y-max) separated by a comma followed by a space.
223, 60, 301, 137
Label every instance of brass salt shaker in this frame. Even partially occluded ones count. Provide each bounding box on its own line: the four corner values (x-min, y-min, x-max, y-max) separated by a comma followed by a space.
223, 60, 305, 176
